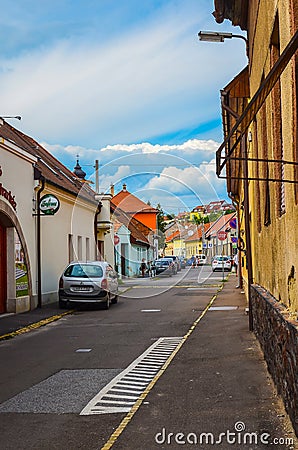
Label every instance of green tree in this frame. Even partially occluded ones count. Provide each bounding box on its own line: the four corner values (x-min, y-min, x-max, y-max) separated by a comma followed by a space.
156, 203, 166, 251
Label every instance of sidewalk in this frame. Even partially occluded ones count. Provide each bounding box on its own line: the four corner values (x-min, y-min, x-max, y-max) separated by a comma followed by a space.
107, 276, 297, 450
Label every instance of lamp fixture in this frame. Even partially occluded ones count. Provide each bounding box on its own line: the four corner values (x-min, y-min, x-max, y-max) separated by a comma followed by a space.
198, 30, 247, 44
0, 116, 22, 120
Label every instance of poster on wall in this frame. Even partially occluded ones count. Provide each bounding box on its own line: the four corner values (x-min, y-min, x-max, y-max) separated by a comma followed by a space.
15, 230, 29, 297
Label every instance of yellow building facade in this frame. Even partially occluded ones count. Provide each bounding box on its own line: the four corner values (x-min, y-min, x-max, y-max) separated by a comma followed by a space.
212, 0, 298, 434
214, 0, 298, 313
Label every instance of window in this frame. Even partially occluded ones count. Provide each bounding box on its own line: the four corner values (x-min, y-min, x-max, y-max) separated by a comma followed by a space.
86, 237, 90, 261
291, 0, 298, 203
77, 236, 82, 260
271, 15, 285, 216
259, 94, 271, 226
65, 263, 103, 278
68, 234, 74, 262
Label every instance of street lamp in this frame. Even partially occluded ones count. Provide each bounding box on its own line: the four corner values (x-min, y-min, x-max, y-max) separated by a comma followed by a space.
198, 31, 248, 54
198, 29, 252, 330
198, 30, 247, 43
0, 116, 22, 120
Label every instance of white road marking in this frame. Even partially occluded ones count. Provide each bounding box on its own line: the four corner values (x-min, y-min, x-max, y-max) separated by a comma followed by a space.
80, 337, 183, 415
141, 309, 161, 312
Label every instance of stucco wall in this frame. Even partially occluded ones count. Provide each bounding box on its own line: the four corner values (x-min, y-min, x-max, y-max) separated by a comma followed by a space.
41, 186, 97, 298
248, 0, 298, 312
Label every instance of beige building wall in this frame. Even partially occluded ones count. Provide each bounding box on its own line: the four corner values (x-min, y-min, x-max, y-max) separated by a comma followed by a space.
39, 185, 98, 304
0, 139, 37, 312
247, 0, 298, 312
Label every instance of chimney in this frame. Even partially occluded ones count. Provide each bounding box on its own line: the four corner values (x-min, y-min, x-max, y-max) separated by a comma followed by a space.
110, 183, 115, 196
123, 183, 127, 192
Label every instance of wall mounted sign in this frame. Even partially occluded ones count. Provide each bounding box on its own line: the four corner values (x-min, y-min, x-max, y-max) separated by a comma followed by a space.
0, 165, 17, 210
39, 194, 60, 215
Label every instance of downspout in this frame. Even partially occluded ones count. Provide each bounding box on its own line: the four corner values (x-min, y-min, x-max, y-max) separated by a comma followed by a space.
36, 175, 45, 308
241, 135, 254, 331
94, 202, 102, 260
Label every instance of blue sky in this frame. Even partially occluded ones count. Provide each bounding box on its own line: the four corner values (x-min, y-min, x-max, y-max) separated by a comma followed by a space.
0, 0, 247, 213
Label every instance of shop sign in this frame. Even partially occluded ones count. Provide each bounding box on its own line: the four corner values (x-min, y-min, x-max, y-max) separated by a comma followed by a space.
0, 165, 17, 210
39, 194, 60, 215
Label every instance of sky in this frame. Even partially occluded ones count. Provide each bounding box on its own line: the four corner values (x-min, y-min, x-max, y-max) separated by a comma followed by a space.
0, 0, 247, 214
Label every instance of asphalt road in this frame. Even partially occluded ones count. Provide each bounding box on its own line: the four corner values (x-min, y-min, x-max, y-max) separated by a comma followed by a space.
0, 266, 226, 450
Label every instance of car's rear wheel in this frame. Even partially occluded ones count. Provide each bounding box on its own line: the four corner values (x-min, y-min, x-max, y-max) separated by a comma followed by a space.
59, 299, 68, 309
111, 294, 118, 304
103, 294, 110, 309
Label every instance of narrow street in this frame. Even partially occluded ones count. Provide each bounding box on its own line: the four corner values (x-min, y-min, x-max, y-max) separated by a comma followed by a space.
0, 267, 223, 449
0, 268, 296, 449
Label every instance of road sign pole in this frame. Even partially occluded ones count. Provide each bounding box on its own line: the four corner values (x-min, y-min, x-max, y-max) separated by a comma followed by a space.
222, 241, 224, 281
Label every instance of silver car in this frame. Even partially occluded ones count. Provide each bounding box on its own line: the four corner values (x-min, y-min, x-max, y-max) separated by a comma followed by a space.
59, 261, 118, 309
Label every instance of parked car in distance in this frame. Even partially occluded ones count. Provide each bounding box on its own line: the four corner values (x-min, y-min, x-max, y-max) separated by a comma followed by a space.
162, 255, 180, 272
197, 254, 207, 265
211, 255, 232, 272
178, 256, 186, 269
59, 261, 118, 309
154, 259, 175, 276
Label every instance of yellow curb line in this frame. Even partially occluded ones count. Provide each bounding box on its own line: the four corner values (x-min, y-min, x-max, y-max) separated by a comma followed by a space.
101, 283, 225, 450
0, 310, 75, 342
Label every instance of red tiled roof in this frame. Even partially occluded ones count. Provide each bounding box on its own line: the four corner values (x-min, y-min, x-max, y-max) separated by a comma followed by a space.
185, 223, 211, 242
166, 230, 180, 242
112, 188, 158, 214
111, 201, 150, 247
205, 212, 236, 237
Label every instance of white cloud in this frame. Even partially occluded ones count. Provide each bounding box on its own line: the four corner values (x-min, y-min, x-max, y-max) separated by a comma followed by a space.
144, 160, 226, 203
0, 2, 247, 148
100, 139, 219, 155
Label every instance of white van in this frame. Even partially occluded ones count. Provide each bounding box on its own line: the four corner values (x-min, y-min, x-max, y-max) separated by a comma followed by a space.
197, 254, 207, 265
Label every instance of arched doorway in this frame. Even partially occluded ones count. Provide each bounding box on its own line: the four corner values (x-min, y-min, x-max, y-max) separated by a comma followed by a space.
0, 203, 32, 313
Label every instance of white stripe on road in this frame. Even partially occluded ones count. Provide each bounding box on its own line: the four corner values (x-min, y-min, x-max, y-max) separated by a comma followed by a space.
80, 337, 183, 415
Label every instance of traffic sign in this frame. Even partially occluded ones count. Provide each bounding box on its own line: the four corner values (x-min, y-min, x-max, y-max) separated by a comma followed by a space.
217, 230, 227, 241
114, 235, 120, 245
229, 218, 237, 229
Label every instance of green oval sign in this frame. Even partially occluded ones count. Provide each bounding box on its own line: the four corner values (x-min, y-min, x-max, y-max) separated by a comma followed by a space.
39, 194, 60, 215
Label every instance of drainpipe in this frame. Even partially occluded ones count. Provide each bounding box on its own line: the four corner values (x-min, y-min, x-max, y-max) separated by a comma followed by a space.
36, 176, 45, 308
241, 135, 254, 331
94, 202, 102, 259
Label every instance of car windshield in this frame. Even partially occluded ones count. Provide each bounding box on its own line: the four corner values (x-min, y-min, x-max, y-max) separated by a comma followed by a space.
215, 256, 228, 261
65, 264, 103, 278
156, 260, 169, 266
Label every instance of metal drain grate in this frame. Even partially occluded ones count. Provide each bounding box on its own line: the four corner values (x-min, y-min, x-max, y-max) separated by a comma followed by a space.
80, 336, 183, 415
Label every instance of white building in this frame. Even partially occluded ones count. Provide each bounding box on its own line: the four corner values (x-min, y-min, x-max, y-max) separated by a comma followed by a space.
0, 119, 114, 313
